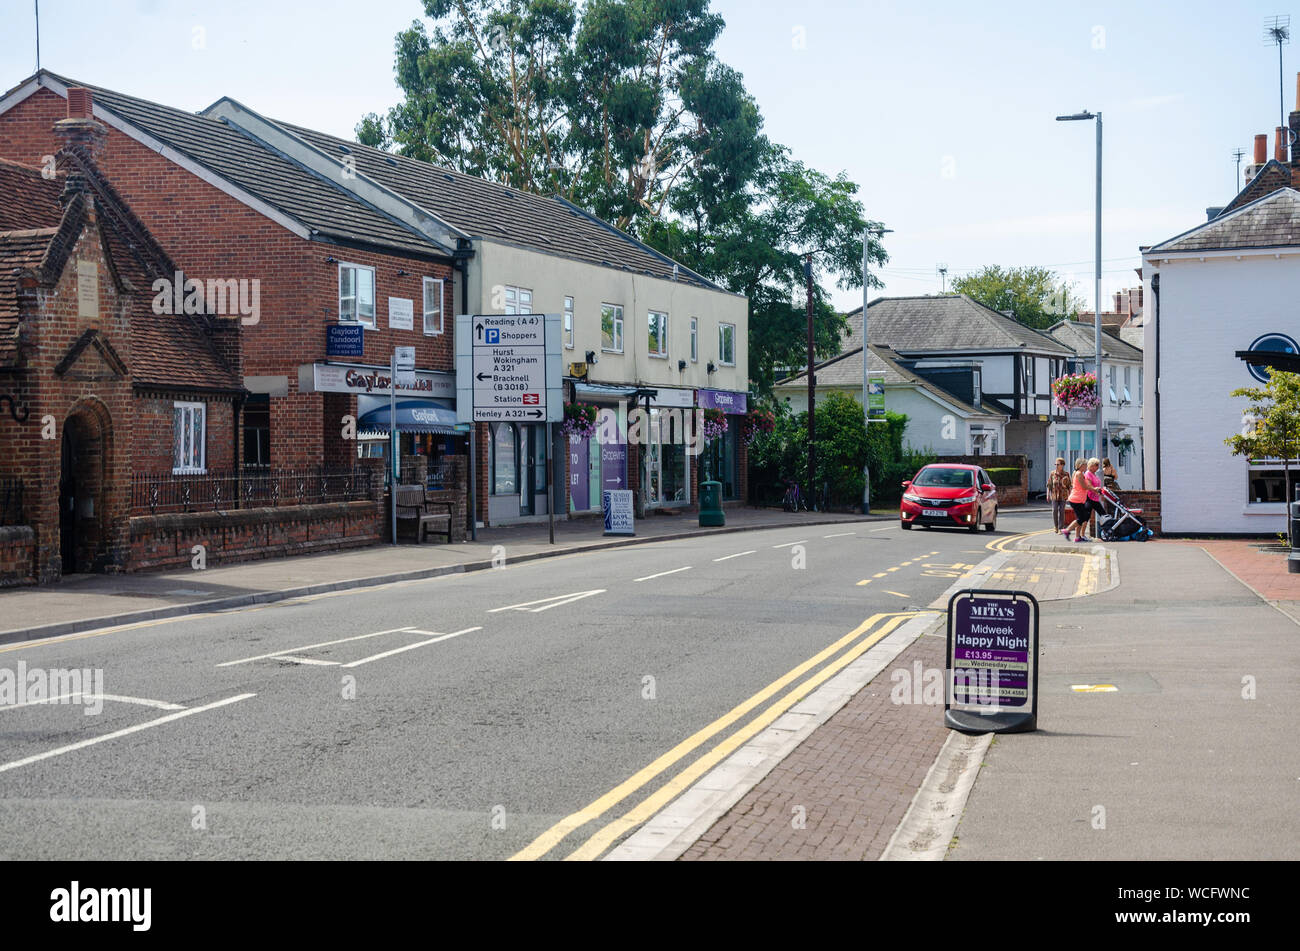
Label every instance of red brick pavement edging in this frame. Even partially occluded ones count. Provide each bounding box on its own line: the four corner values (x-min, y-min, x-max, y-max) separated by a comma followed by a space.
679, 630, 950, 861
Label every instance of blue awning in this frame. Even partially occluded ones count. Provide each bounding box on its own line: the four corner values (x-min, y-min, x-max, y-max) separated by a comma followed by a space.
357, 396, 468, 435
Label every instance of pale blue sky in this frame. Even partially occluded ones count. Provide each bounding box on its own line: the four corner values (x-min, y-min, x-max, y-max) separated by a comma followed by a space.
3, 0, 1295, 310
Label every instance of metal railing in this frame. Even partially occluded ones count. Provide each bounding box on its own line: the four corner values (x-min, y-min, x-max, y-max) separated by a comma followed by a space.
0, 476, 23, 526
131, 467, 375, 516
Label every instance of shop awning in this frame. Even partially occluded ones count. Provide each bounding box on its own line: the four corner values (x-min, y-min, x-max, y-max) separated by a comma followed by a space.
357, 396, 467, 436
574, 382, 638, 401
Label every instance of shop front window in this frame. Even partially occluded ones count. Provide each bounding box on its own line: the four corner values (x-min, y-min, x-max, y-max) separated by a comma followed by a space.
704, 423, 738, 499
492, 423, 518, 495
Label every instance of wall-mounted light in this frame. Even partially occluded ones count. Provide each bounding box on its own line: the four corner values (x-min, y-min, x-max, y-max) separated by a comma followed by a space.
706, 361, 716, 374
586, 350, 598, 365
396, 269, 409, 277
324, 256, 337, 264
677, 359, 687, 372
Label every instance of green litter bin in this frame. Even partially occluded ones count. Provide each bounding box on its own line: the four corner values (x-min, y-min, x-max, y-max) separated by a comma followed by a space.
699, 480, 725, 527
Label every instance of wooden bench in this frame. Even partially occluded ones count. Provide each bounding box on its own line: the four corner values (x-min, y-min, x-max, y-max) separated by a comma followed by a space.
393, 484, 453, 544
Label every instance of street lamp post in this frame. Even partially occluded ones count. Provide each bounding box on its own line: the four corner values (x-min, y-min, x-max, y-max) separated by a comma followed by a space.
861, 225, 892, 514
1056, 110, 1104, 458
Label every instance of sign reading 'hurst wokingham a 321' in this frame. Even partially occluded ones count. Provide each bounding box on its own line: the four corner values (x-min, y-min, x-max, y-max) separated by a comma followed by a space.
455, 313, 563, 424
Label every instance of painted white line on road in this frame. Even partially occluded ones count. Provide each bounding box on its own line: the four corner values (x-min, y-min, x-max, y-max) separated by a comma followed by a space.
870, 526, 896, 532
270, 655, 340, 667
823, 532, 856, 538
341, 627, 483, 668
634, 567, 692, 583
489, 590, 606, 613
0, 693, 255, 776
0, 693, 186, 713
217, 627, 417, 667
771, 540, 807, 549
883, 591, 911, 599
712, 550, 756, 562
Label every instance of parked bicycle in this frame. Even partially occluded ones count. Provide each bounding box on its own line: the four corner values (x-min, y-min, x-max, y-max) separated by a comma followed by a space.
781, 478, 809, 512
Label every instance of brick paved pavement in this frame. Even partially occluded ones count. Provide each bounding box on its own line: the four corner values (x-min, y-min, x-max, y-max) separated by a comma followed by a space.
679, 628, 950, 861
679, 542, 1095, 861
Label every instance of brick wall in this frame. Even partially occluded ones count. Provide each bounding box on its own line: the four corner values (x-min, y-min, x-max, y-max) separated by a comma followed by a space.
0, 526, 35, 587
129, 499, 384, 572
1118, 489, 1161, 536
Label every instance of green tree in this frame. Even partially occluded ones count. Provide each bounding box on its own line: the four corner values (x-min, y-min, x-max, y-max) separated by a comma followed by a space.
1225, 370, 1300, 545
359, 0, 760, 233
643, 142, 886, 399
951, 265, 1080, 330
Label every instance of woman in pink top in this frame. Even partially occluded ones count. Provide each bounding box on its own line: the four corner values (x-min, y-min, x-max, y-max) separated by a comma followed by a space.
1085, 457, 1104, 538
1060, 459, 1092, 541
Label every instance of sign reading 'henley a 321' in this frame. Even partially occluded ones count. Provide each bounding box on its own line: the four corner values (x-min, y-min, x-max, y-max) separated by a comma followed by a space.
455, 313, 563, 424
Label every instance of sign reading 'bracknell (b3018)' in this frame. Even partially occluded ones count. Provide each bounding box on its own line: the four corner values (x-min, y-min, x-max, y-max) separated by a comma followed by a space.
471, 315, 546, 421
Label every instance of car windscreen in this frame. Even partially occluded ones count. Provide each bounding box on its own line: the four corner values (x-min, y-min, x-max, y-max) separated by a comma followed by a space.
912, 468, 974, 488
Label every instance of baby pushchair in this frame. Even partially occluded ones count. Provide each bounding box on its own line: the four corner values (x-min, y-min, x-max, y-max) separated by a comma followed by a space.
1096, 486, 1153, 541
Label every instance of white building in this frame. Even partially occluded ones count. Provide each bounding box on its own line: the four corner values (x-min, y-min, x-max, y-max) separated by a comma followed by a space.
775, 343, 1008, 457
1142, 187, 1300, 535
1044, 319, 1145, 487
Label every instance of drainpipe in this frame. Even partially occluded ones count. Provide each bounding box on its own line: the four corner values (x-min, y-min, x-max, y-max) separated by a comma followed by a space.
1152, 272, 1160, 492
454, 240, 476, 540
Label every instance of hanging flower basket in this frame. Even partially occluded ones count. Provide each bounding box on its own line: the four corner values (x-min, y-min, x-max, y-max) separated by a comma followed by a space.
1110, 434, 1134, 452
740, 407, 775, 446
1051, 372, 1101, 411
562, 402, 598, 440
702, 407, 728, 443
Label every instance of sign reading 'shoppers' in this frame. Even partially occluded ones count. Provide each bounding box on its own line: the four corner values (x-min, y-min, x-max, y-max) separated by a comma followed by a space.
455, 314, 563, 424
945, 590, 1038, 734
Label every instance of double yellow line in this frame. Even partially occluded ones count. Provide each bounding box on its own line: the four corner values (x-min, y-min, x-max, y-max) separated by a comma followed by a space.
510, 610, 929, 862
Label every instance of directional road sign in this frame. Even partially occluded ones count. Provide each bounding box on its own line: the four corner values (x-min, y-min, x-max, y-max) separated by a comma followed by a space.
456, 314, 561, 423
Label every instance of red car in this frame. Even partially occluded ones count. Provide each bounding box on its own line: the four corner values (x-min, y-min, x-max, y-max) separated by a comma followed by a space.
899, 464, 998, 533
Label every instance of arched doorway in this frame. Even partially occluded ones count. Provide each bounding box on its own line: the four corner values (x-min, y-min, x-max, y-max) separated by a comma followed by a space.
58, 412, 106, 574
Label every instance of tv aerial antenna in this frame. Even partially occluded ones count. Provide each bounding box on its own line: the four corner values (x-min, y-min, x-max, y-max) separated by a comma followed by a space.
1265, 16, 1292, 144
937, 263, 949, 294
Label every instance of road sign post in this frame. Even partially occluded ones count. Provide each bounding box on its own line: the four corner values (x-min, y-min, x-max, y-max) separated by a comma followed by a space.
457, 314, 563, 541
945, 589, 1039, 734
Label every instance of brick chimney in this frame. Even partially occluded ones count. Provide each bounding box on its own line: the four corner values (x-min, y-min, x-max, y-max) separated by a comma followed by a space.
1244, 133, 1268, 186
53, 88, 107, 204
1289, 72, 1300, 185
53, 87, 107, 162
1276, 126, 1288, 163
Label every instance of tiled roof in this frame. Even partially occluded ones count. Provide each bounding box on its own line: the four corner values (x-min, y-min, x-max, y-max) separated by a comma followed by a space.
842, 295, 1073, 355
276, 120, 722, 290
776, 344, 1005, 419
1218, 159, 1294, 217
0, 153, 239, 389
1149, 187, 1300, 253
0, 157, 63, 230
1045, 319, 1142, 362
36, 72, 446, 259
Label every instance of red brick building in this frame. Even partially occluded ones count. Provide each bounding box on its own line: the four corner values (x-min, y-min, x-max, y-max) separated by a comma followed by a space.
0, 72, 467, 482
0, 115, 243, 582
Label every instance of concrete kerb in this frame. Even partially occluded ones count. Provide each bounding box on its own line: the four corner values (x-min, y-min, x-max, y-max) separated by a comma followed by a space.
0, 515, 885, 646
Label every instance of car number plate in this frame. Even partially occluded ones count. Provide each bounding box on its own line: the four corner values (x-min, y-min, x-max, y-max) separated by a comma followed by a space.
922, 508, 947, 517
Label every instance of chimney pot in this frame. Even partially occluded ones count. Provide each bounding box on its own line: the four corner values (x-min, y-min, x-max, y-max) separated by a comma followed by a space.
1255, 133, 1268, 165
67, 87, 93, 119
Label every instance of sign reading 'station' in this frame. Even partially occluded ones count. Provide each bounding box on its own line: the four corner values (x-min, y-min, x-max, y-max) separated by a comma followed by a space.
945, 590, 1038, 734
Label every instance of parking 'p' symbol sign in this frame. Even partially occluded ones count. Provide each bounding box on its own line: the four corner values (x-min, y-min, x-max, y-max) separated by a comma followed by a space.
486, 328, 501, 344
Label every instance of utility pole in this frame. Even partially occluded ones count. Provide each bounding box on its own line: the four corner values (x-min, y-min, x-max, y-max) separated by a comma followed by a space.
805, 253, 816, 510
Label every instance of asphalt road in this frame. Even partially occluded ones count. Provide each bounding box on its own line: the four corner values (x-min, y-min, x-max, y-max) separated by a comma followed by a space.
0, 511, 1045, 860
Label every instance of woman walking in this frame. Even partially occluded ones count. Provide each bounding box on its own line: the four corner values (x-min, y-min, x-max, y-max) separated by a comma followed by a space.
1047, 457, 1071, 531
1086, 457, 1105, 538
1060, 458, 1092, 542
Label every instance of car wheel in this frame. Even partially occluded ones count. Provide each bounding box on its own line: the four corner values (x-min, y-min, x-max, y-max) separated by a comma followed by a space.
984, 506, 997, 532
901, 520, 912, 530
967, 517, 979, 533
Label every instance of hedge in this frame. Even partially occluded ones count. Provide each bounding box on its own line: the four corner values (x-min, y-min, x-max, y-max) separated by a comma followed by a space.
985, 467, 1021, 487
